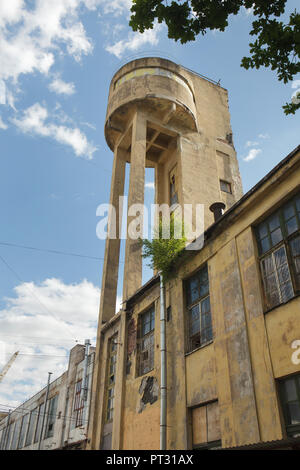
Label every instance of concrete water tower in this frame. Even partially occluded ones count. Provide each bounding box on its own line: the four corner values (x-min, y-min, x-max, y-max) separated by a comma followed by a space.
99, 57, 243, 324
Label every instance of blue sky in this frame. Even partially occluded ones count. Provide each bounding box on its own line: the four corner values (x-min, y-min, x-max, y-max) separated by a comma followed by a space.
0, 0, 299, 408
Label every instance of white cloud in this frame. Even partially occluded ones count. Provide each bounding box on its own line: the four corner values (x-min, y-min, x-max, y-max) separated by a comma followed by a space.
243, 6, 254, 16
245, 140, 259, 148
291, 80, 300, 89
0, 278, 99, 407
98, 0, 131, 16
49, 78, 76, 96
0, 80, 6, 104
0, 0, 24, 28
0, 116, 8, 130
145, 182, 155, 190
258, 133, 270, 139
81, 121, 96, 130
291, 88, 300, 105
243, 148, 262, 162
54, 125, 96, 159
12, 102, 97, 159
0, 0, 102, 99
106, 24, 161, 58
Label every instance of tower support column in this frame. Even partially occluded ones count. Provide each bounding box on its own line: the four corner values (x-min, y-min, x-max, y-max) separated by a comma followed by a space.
100, 146, 126, 323
123, 110, 147, 301
87, 145, 126, 449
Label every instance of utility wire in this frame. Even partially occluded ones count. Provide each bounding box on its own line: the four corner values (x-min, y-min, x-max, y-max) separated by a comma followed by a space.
0, 241, 125, 263
18, 353, 69, 358
0, 333, 78, 343
0, 402, 88, 425
0, 241, 105, 261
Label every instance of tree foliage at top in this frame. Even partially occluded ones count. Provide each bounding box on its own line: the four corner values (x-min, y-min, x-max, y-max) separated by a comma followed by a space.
129, 1, 300, 114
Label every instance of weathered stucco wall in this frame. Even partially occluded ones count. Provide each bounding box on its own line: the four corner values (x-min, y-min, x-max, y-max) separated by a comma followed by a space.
89, 55, 300, 450
266, 299, 300, 379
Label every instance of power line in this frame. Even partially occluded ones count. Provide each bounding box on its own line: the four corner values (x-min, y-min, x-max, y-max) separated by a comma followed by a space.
0, 241, 105, 261
0, 402, 88, 425
0, 241, 125, 263
0, 333, 77, 343
18, 353, 69, 358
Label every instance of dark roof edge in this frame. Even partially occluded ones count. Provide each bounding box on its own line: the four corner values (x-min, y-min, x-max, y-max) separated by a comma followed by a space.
125, 274, 160, 308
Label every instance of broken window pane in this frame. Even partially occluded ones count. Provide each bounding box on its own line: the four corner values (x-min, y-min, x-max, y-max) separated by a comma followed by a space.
104, 334, 118, 423
186, 265, 212, 352
138, 306, 155, 376
289, 235, 300, 289
260, 245, 293, 309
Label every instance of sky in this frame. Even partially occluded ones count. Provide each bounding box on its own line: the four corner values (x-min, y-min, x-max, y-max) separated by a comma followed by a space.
0, 0, 299, 410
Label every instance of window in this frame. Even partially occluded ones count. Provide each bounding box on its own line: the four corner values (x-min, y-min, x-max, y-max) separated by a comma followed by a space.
4, 422, 13, 450
45, 395, 58, 438
279, 374, 300, 437
10, 420, 20, 450
18, 414, 29, 449
25, 409, 37, 447
34, 402, 44, 443
0, 428, 5, 450
169, 166, 178, 206
220, 179, 232, 194
256, 192, 300, 310
137, 306, 155, 376
73, 380, 84, 428
105, 335, 118, 423
192, 401, 221, 449
185, 265, 212, 352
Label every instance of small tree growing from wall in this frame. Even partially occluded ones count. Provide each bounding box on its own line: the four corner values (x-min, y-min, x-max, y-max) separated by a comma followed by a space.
141, 212, 187, 282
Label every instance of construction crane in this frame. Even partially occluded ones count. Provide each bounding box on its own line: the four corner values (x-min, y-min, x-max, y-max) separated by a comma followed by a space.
0, 352, 19, 383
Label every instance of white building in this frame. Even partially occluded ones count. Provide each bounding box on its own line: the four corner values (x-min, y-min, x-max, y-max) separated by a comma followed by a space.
0, 343, 95, 450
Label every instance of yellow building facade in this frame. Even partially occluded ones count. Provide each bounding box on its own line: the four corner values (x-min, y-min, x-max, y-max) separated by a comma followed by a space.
87, 57, 300, 450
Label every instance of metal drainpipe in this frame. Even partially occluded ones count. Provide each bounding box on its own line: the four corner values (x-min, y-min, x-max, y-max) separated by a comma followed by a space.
160, 273, 167, 450
38, 372, 52, 450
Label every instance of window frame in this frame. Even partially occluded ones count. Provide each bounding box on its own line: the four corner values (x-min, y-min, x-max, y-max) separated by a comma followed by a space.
33, 402, 45, 443
136, 305, 155, 377
220, 179, 232, 194
45, 395, 58, 439
18, 413, 29, 449
25, 408, 38, 447
9, 420, 19, 450
104, 334, 118, 424
191, 400, 221, 449
169, 165, 178, 207
73, 379, 84, 428
185, 265, 213, 353
278, 374, 300, 437
255, 191, 300, 311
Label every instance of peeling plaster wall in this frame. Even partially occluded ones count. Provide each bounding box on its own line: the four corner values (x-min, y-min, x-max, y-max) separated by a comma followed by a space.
122, 283, 161, 450
92, 151, 300, 450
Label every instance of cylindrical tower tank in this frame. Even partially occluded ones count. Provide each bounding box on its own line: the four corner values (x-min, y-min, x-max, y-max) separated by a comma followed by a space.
105, 57, 198, 155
